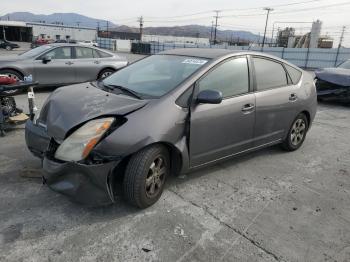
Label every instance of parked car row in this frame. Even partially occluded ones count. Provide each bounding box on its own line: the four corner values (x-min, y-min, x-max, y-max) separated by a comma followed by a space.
30, 39, 97, 48
0, 43, 128, 94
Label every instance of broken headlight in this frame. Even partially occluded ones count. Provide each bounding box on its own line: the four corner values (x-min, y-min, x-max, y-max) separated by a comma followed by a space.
54, 117, 115, 162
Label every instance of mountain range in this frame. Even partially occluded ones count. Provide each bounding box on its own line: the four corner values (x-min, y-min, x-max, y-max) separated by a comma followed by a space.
0, 12, 264, 43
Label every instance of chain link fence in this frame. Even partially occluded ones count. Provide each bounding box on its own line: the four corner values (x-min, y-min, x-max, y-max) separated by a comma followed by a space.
146, 41, 350, 69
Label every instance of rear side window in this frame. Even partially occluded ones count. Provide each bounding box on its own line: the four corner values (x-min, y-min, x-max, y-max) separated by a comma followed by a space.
253, 57, 288, 91
198, 57, 249, 98
98, 50, 113, 58
285, 64, 302, 84
75, 47, 94, 59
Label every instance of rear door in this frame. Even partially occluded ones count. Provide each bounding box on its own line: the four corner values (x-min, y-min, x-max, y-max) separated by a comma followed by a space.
252, 56, 300, 146
190, 56, 256, 167
73, 47, 101, 82
33, 46, 75, 85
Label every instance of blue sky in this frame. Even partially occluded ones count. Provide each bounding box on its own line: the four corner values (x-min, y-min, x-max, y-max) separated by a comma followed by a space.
2, 0, 350, 46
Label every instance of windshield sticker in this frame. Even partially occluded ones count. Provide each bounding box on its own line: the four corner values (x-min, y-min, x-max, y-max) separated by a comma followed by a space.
182, 59, 208, 65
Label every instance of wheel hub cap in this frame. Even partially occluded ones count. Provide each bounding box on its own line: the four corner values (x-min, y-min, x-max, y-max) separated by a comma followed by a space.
291, 119, 306, 146
145, 157, 166, 198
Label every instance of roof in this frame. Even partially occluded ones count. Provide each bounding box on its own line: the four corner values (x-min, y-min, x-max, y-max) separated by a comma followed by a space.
158, 48, 301, 69
0, 20, 29, 27
159, 48, 246, 59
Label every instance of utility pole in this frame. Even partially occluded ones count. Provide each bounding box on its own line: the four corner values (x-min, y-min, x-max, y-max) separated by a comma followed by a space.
213, 10, 220, 45
338, 26, 346, 48
2, 26, 6, 40
335, 26, 346, 66
96, 21, 100, 39
106, 20, 109, 38
210, 21, 214, 44
262, 7, 273, 47
138, 16, 144, 41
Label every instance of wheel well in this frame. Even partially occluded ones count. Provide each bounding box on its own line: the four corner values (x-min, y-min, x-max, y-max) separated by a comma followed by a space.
112, 142, 183, 184
0, 68, 24, 78
97, 67, 116, 79
300, 110, 311, 126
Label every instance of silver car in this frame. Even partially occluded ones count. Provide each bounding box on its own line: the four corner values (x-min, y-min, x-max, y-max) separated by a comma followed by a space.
25, 49, 317, 208
0, 43, 128, 94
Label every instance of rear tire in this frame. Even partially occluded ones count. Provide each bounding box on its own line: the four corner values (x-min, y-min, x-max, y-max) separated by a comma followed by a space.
98, 68, 115, 79
0, 69, 24, 95
281, 113, 309, 151
123, 145, 170, 208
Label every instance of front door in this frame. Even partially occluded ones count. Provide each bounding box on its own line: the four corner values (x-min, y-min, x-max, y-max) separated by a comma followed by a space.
190, 56, 256, 167
33, 46, 76, 85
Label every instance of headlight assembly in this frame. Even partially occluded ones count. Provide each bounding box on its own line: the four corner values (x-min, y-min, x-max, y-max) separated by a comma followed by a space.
54, 117, 114, 162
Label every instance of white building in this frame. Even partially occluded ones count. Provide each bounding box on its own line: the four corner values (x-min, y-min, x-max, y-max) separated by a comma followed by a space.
142, 34, 210, 45
0, 20, 97, 42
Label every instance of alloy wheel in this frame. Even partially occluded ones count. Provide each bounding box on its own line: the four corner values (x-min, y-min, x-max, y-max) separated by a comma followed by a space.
101, 71, 113, 78
145, 157, 166, 198
290, 119, 306, 146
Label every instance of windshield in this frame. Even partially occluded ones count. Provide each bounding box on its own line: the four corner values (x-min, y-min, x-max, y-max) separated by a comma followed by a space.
19, 45, 53, 58
338, 60, 350, 69
102, 55, 209, 98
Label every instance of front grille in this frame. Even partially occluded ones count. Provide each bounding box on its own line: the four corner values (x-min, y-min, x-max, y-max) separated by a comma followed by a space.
45, 138, 60, 159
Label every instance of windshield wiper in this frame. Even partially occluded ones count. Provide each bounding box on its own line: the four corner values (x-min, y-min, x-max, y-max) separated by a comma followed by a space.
103, 84, 143, 99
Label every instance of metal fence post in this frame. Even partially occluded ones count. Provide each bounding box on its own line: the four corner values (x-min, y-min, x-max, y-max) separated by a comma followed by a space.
305, 47, 310, 69
334, 47, 341, 67
281, 47, 285, 59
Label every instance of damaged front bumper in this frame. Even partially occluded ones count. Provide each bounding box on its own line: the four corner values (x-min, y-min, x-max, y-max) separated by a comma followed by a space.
42, 157, 119, 206
25, 120, 121, 206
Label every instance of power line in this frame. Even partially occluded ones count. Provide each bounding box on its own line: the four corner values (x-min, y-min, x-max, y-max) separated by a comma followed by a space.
146, 0, 325, 20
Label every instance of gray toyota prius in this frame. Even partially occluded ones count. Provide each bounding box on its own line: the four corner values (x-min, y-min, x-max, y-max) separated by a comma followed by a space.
25, 48, 317, 208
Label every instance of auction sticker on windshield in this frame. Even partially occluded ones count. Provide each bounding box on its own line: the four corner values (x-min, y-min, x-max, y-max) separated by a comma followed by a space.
182, 59, 208, 65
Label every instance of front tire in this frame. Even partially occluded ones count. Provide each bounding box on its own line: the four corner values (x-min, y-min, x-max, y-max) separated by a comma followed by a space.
281, 113, 309, 151
98, 68, 115, 79
123, 145, 170, 208
5, 45, 12, 51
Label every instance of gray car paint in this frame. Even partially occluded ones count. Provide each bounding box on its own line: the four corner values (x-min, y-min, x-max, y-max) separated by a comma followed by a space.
0, 43, 128, 86
25, 49, 317, 205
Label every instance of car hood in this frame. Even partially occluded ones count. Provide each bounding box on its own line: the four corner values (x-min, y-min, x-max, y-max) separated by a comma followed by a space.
38, 82, 148, 141
315, 67, 350, 86
0, 55, 25, 62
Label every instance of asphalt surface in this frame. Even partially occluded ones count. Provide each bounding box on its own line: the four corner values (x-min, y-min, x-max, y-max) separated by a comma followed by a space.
0, 48, 350, 261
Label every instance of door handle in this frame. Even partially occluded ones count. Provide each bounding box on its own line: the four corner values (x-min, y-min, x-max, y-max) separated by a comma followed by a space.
242, 103, 255, 112
65, 61, 74, 65
289, 93, 298, 101
94, 60, 100, 64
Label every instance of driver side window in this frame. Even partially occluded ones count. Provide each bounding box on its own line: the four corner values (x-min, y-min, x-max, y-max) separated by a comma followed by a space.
198, 57, 249, 98
42, 47, 72, 60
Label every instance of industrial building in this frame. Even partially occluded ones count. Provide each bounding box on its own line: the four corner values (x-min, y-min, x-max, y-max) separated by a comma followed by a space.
0, 20, 97, 42
276, 20, 334, 48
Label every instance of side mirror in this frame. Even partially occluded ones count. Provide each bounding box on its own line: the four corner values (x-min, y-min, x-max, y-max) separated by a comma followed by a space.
197, 89, 223, 104
42, 55, 52, 64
